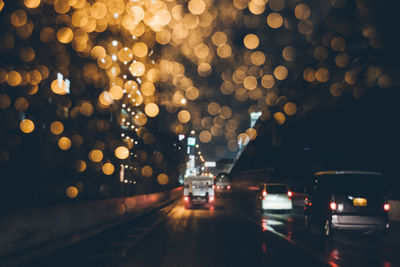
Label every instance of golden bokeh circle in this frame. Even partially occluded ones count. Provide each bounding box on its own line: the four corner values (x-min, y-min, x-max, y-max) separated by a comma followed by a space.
243, 34, 259, 49
0, 94, 11, 109
284, 102, 297, 116
267, 13, 283, 29
57, 27, 73, 44
58, 137, 71, 150
89, 149, 103, 162
50, 121, 64, 135
65, 186, 78, 199
75, 160, 87, 172
178, 110, 191, 123
115, 146, 129, 159
24, 0, 41, 9
273, 112, 286, 125
102, 163, 115, 175
144, 103, 159, 117
20, 119, 35, 133
141, 165, 153, 177
157, 173, 169, 185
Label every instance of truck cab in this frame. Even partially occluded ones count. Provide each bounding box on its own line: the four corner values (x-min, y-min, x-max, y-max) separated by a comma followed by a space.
183, 176, 215, 207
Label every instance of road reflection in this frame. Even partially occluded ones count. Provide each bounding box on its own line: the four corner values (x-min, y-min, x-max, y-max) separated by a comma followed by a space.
258, 207, 400, 267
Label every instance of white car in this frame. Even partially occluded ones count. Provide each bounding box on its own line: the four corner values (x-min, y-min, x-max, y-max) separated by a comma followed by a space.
258, 183, 293, 211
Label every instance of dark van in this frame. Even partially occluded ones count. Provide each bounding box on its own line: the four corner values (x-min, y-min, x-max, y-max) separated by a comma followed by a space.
304, 171, 390, 237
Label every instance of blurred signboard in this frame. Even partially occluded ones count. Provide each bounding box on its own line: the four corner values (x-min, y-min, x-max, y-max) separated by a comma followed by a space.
204, 161, 216, 167
187, 155, 195, 169
187, 137, 196, 146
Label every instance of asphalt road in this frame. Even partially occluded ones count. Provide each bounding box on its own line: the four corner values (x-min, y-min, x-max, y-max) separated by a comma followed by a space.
25, 189, 400, 267
256, 197, 400, 267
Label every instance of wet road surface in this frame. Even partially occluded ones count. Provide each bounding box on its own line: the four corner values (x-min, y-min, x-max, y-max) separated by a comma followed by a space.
25, 189, 400, 267
257, 201, 400, 267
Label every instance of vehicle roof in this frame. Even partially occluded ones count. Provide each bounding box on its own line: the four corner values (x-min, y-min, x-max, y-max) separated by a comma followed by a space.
184, 176, 213, 180
314, 170, 382, 176
260, 183, 289, 186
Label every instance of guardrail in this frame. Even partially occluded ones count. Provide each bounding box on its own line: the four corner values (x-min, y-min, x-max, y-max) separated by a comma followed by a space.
0, 187, 182, 264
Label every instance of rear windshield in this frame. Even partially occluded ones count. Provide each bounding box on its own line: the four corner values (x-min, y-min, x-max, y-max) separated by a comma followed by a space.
314, 174, 383, 194
217, 173, 229, 180
266, 185, 287, 194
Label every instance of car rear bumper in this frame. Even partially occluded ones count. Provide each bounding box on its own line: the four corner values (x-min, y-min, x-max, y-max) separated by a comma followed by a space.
331, 215, 389, 230
262, 200, 292, 210
185, 195, 215, 205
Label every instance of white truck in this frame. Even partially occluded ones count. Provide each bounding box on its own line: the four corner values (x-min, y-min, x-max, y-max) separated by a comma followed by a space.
183, 176, 215, 207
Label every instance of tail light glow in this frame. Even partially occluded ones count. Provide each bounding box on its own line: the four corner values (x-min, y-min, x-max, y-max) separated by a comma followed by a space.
330, 202, 337, 211
227, 185, 231, 190
209, 196, 215, 202
287, 191, 293, 197
384, 203, 390, 211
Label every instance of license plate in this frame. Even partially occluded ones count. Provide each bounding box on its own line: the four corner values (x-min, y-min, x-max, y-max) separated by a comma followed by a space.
353, 198, 367, 206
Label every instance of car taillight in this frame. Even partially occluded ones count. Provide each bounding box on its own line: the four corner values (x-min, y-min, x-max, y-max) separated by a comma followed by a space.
209, 196, 215, 202
184, 196, 189, 202
384, 203, 390, 211
287, 191, 293, 197
227, 185, 231, 190
330, 202, 337, 211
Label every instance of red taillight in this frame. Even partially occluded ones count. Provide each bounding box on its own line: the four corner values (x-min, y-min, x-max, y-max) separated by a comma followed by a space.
384, 203, 390, 211
330, 202, 337, 211
227, 185, 231, 190
287, 191, 293, 197
209, 196, 215, 202
262, 191, 267, 197
184, 196, 189, 202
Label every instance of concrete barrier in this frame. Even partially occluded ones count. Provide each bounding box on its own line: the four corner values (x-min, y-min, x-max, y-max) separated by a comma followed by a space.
0, 187, 182, 261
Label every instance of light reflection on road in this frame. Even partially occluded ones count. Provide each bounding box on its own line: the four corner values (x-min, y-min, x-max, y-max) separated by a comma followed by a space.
257, 207, 400, 267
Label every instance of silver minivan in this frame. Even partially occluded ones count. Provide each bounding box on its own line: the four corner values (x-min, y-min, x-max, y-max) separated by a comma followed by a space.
304, 171, 390, 237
